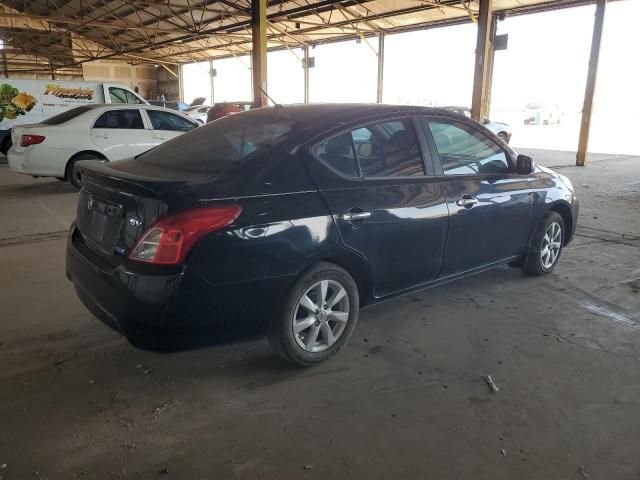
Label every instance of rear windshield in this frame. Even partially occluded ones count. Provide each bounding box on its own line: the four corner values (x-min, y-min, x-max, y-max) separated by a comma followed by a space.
135, 109, 295, 174
42, 106, 94, 125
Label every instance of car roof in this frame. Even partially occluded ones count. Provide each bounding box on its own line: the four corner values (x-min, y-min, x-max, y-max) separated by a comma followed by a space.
236, 103, 463, 140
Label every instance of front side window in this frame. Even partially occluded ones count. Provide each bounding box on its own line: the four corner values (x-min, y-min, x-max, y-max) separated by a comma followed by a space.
93, 109, 144, 129
147, 110, 196, 132
127, 90, 144, 104
109, 87, 128, 104
427, 119, 510, 175
353, 119, 425, 178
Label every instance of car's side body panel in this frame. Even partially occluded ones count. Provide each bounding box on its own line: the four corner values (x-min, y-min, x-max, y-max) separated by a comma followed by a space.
438, 174, 534, 275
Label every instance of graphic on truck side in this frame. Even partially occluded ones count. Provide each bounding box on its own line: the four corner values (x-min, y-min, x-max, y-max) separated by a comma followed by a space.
0, 83, 37, 121
43, 84, 95, 100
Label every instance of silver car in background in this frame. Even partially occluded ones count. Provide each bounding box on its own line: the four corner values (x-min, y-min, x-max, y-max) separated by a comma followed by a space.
441, 106, 512, 143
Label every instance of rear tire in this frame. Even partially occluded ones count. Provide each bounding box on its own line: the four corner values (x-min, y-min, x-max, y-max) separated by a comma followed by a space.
66, 153, 103, 190
268, 262, 359, 367
524, 211, 565, 276
0, 135, 12, 155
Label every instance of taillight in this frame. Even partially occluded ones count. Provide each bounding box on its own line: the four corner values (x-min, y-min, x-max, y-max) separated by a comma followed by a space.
20, 134, 46, 147
128, 205, 242, 265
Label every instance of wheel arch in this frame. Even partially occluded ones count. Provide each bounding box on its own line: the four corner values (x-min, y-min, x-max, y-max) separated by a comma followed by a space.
548, 202, 573, 245
64, 150, 108, 179
297, 250, 374, 308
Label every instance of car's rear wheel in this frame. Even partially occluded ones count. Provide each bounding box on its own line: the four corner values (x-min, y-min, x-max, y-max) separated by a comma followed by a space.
524, 211, 565, 276
66, 153, 103, 190
0, 135, 12, 155
269, 262, 359, 366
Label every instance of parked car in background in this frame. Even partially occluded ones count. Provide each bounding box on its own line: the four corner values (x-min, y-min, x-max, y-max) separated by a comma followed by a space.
66, 104, 578, 366
441, 106, 512, 143
206, 101, 254, 122
183, 105, 211, 124
0, 80, 147, 154
148, 100, 190, 112
8, 104, 198, 189
523, 102, 563, 125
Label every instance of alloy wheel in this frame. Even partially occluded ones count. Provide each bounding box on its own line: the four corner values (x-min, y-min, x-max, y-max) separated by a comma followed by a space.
541, 221, 562, 269
292, 279, 350, 353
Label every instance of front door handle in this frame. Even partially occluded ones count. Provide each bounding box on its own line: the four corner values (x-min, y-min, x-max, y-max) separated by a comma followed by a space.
94, 133, 109, 139
153, 135, 166, 141
456, 195, 478, 208
340, 211, 371, 222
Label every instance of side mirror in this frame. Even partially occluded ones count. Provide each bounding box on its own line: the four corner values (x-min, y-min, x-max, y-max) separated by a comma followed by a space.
516, 154, 535, 174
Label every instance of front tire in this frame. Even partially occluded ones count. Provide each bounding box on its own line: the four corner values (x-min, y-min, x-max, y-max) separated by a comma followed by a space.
524, 211, 565, 276
269, 262, 359, 367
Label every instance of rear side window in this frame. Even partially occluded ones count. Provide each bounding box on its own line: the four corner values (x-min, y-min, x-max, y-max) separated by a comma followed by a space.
352, 119, 424, 178
427, 119, 509, 175
93, 109, 144, 129
41, 106, 93, 125
147, 110, 196, 132
311, 133, 358, 178
312, 118, 425, 179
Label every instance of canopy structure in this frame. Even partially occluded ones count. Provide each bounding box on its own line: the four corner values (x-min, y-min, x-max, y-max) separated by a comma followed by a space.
0, 0, 610, 165
0, 0, 598, 73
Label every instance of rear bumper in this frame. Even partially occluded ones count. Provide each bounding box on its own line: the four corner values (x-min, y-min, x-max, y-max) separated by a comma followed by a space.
66, 224, 294, 351
8, 145, 67, 178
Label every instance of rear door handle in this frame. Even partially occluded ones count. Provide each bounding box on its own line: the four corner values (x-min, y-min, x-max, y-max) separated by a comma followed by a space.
153, 135, 166, 141
94, 133, 109, 139
340, 211, 371, 222
456, 195, 478, 207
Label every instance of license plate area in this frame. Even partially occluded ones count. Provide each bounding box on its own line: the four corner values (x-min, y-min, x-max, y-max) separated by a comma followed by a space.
77, 191, 125, 253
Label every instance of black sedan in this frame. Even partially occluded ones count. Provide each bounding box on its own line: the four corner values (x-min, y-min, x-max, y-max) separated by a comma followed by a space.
66, 104, 578, 366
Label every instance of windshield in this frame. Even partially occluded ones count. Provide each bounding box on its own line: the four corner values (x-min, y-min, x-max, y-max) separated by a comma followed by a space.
135, 109, 295, 174
41, 106, 94, 125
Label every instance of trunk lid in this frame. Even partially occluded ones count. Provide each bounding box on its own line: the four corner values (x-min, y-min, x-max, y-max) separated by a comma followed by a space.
74, 161, 187, 266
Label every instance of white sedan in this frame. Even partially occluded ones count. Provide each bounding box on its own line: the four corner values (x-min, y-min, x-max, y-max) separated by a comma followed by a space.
182, 105, 211, 124
8, 104, 199, 189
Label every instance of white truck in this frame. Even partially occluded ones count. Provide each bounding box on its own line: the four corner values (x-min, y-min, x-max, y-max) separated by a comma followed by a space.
0, 80, 147, 153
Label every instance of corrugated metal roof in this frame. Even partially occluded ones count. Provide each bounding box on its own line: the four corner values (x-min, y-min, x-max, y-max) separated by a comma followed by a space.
0, 0, 600, 73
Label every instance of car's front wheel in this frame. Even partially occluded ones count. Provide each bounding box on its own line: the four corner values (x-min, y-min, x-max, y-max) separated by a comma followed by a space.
269, 262, 359, 366
524, 211, 565, 275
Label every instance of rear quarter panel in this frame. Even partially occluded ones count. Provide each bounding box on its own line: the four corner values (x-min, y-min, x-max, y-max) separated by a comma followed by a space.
176, 191, 345, 338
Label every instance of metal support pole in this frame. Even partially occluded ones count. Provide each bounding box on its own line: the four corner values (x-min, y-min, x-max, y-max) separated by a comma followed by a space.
251, 0, 268, 107
376, 32, 385, 103
576, 0, 606, 166
2, 49, 8, 78
471, 0, 492, 121
303, 45, 310, 104
178, 64, 184, 102
209, 58, 215, 104
482, 14, 498, 119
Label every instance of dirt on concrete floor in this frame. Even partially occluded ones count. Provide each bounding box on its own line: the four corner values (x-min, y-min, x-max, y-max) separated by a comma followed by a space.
0, 153, 639, 480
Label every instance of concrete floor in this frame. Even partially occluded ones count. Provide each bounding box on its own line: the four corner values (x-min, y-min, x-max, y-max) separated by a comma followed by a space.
1, 151, 639, 479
